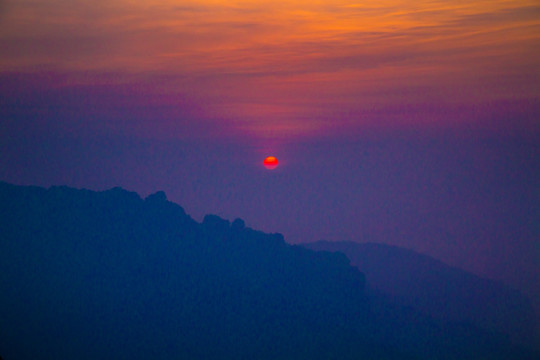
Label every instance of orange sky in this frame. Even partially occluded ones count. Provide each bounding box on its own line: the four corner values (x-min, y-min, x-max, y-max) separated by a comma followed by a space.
1, 0, 539, 138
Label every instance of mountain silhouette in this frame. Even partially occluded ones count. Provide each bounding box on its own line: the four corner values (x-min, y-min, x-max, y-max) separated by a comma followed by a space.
303, 241, 538, 349
0, 182, 537, 359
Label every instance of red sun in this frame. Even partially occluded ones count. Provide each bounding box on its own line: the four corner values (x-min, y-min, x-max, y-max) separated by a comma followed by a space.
263, 156, 278, 170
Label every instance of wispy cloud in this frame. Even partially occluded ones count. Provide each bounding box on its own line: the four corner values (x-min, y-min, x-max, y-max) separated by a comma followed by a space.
1, 0, 538, 138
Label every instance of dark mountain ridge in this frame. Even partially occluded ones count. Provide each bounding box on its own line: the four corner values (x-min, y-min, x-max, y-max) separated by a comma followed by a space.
0, 182, 537, 359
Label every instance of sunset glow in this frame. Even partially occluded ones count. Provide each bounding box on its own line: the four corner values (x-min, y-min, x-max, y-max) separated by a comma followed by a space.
1, 0, 538, 140
1, 1, 539, 347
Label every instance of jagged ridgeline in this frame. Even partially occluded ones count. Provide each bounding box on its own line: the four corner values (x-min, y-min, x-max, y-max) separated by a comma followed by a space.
0, 182, 537, 360
0, 182, 380, 359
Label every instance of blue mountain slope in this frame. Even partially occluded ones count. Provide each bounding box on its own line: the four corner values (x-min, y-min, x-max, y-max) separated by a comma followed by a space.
1, 182, 537, 359
304, 240, 538, 349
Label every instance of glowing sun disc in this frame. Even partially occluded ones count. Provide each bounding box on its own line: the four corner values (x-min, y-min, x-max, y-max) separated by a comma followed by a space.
263, 156, 278, 170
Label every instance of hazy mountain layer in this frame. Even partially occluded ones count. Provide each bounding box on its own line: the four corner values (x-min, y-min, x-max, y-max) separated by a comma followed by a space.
304, 241, 538, 348
0, 182, 537, 359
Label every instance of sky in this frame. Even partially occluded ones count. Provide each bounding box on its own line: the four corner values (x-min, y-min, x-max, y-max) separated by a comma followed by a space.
0, 0, 539, 307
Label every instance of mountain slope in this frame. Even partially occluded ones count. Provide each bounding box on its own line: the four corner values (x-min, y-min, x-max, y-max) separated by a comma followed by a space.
0, 182, 536, 359
0, 182, 393, 360
304, 240, 538, 348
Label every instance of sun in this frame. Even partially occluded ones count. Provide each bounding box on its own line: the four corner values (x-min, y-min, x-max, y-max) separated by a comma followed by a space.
263, 156, 278, 170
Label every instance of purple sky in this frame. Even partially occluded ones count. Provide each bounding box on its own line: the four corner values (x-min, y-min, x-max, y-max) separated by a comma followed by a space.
0, 0, 539, 308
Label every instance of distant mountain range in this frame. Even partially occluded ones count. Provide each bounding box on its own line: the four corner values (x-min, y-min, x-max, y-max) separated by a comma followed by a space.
303, 241, 538, 348
0, 182, 537, 359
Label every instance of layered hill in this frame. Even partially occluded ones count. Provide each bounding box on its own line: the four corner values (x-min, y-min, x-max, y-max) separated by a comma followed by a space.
304, 241, 538, 348
0, 182, 536, 359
